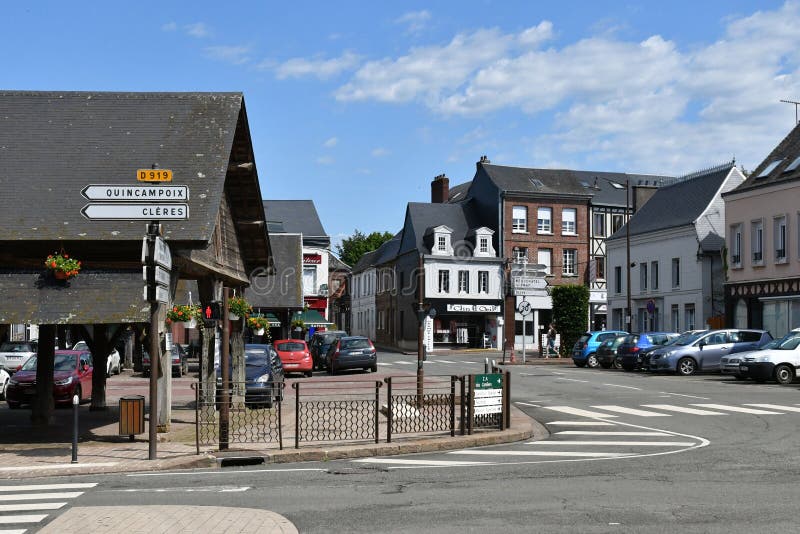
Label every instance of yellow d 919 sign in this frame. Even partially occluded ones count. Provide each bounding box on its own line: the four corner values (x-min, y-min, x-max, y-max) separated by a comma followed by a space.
137, 169, 173, 182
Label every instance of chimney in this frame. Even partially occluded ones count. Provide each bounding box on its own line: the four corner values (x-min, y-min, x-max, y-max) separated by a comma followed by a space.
431, 174, 450, 203
476, 155, 491, 169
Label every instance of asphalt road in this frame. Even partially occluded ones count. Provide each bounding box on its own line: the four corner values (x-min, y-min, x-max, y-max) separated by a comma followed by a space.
12, 352, 800, 533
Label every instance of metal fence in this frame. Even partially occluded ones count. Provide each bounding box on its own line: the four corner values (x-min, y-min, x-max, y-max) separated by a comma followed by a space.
193, 371, 510, 452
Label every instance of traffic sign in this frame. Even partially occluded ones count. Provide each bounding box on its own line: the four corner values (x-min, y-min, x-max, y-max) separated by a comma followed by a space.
81, 203, 189, 220
144, 285, 169, 304
153, 237, 172, 270
143, 265, 170, 287
516, 300, 532, 316
82, 185, 188, 201
137, 169, 173, 182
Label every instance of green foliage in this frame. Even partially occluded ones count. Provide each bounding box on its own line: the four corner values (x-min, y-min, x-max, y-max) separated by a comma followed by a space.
335, 229, 394, 267
551, 285, 589, 357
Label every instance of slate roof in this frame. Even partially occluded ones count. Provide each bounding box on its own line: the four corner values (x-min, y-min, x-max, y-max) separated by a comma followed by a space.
351, 249, 380, 274
447, 181, 472, 202
263, 200, 330, 248
399, 200, 483, 256
245, 233, 303, 309
607, 163, 736, 241
0, 91, 255, 243
374, 233, 402, 265
725, 121, 800, 195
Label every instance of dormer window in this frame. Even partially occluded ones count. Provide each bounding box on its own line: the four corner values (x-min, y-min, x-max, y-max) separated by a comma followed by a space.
479, 237, 488, 253
430, 225, 453, 256
438, 236, 447, 252
471, 227, 496, 258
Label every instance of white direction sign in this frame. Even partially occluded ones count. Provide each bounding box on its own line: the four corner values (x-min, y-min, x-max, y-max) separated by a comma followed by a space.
144, 285, 169, 304
153, 237, 172, 270
143, 265, 170, 287
81, 203, 189, 220
81, 185, 189, 201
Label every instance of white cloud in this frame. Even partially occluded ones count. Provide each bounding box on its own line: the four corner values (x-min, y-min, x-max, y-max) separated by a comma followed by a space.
395, 10, 431, 35
184, 22, 211, 38
161, 22, 177, 32
371, 147, 390, 157
332, 3, 800, 172
323, 137, 338, 148
204, 45, 252, 65
275, 51, 361, 80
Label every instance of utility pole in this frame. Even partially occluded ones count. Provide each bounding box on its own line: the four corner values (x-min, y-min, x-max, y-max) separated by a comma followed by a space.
416, 254, 425, 406
220, 288, 230, 450
625, 179, 632, 332
145, 222, 160, 461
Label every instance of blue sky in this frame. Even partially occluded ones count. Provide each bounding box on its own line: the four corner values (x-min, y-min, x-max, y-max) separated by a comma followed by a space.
3, 1, 799, 249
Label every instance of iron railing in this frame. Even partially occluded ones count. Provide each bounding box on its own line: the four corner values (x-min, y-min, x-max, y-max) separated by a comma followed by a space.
384, 375, 462, 442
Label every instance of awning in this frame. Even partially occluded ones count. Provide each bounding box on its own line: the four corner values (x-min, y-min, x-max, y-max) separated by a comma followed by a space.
294, 309, 332, 327
266, 313, 281, 326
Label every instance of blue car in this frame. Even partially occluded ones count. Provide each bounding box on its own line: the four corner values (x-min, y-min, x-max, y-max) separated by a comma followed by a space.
216, 344, 285, 408
618, 332, 681, 371
572, 330, 628, 368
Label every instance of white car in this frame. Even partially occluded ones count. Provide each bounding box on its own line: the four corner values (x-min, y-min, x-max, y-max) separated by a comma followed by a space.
0, 368, 9, 399
72, 341, 121, 377
0, 340, 38, 373
738, 328, 800, 384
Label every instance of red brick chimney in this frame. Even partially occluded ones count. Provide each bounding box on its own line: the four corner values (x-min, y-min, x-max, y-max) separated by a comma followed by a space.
431, 174, 449, 203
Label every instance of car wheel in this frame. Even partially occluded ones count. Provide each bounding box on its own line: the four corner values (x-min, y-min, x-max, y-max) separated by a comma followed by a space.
774, 364, 794, 385
677, 357, 697, 376
586, 353, 599, 368
574, 361, 587, 368
613, 356, 623, 370
371, 364, 378, 373
599, 362, 612, 369
304, 371, 312, 378
1, 379, 7, 400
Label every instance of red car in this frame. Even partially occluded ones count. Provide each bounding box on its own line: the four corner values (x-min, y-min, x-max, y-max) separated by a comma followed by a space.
273, 339, 313, 377
6, 350, 93, 408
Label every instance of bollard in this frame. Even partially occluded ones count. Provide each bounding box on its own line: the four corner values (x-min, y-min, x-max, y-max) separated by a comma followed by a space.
484, 358, 489, 374
71, 394, 79, 463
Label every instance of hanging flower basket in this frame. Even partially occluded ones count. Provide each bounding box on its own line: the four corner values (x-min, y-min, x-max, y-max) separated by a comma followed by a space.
228, 296, 252, 321
247, 316, 269, 333
45, 252, 81, 280
166, 305, 200, 326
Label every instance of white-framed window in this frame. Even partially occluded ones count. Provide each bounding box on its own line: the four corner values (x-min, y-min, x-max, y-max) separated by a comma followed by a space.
671, 258, 680, 288
478, 271, 489, 293
479, 237, 489, 253
537, 248, 552, 275
437, 235, 447, 252
774, 215, 787, 262
562, 249, 577, 276
594, 256, 605, 281
614, 266, 622, 294
512, 206, 527, 232
562, 208, 577, 235
537, 207, 552, 234
751, 219, 764, 264
651, 261, 659, 290
730, 223, 742, 267
438, 270, 450, 293
612, 214, 624, 234
458, 270, 469, 293
640, 263, 648, 292
685, 304, 695, 330
303, 266, 317, 295
593, 213, 606, 237
513, 247, 528, 264
671, 304, 680, 332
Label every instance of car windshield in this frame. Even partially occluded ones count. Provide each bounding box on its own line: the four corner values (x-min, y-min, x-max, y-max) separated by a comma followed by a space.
277, 342, 305, 352
244, 348, 270, 367
672, 332, 705, 346
775, 332, 800, 350
576, 335, 591, 344
622, 335, 638, 344
0, 342, 33, 352
20, 353, 76, 371
342, 339, 371, 350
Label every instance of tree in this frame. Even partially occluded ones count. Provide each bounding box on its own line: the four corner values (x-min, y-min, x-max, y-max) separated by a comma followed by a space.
551, 284, 589, 357
336, 229, 394, 267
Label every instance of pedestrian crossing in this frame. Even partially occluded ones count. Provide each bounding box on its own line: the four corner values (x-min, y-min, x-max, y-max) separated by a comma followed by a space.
0, 482, 96, 534
538, 402, 800, 419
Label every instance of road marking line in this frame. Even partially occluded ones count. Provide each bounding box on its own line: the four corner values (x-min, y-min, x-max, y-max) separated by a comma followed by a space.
394, 361, 414, 365
527, 440, 696, 446
0, 514, 48, 524
0, 463, 116, 472
547, 421, 616, 426
543, 406, 618, 418
690, 404, 783, 415
0, 529, 27, 534
643, 404, 727, 415
744, 404, 800, 413
660, 392, 709, 400
452, 450, 633, 458
352, 458, 486, 467
0, 492, 83, 502
557, 378, 589, 383
590, 405, 671, 417
514, 402, 541, 408
602, 384, 641, 390
0, 483, 97, 493
554, 431, 670, 436
435, 360, 458, 364
128, 468, 327, 477
376, 363, 392, 366
0, 502, 66, 511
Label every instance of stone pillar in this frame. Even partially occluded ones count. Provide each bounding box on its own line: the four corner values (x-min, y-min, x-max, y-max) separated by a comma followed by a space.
31, 324, 56, 425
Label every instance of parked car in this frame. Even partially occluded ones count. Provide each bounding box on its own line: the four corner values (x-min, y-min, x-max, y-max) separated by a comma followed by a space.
721, 337, 783, 379
648, 329, 773, 376
618, 332, 681, 371
0, 368, 9, 399
596, 335, 629, 369
572, 331, 628, 368
142, 343, 188, 377
6, 350, 93, 408
309, 330, 347, 370
73, 341, 120, 377
326, 336, 378, 374
738, 329, 800, 384
216, 344, 284, 408
273, 339, 313, 377
0, 340, 38, 373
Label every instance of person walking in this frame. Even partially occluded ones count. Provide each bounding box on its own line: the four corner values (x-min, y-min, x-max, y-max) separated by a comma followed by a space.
546, 323, 557, 357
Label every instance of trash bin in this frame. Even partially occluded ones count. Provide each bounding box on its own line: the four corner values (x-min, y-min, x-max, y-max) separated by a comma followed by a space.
119, 395, 145, 441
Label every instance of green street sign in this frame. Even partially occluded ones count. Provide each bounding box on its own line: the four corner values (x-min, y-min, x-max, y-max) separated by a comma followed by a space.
474, 373, 502, 390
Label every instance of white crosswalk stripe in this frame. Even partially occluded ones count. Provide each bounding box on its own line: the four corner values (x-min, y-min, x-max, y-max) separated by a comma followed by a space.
0, 482, 97, 533
744, 404, 800, 413
543, 406, 618, 418
554, 431, 671, 436
528, 440, 696, 446
547, 421, 617, 426
690, 404, 784, 415
642, 404, 728, 415
590, 405, 671, 417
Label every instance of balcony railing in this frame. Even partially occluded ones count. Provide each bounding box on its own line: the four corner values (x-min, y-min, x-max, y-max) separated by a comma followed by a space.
731, 254, 741, 264
776, 249, 786, 260
752, 251, 763, 262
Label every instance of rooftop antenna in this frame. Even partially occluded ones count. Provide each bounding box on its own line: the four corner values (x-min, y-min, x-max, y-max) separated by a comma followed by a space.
780, 99, 800, 125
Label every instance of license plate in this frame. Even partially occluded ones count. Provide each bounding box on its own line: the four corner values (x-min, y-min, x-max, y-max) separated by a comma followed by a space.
740, 366, 748, 371
24, 389, 36, 395
285, 363, 298, 368
349, 351, 363, 355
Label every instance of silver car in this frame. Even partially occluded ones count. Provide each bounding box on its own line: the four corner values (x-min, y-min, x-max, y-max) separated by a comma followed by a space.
0, 341, 38, 373
721, 338, 782, 379
648, 329, 773, 376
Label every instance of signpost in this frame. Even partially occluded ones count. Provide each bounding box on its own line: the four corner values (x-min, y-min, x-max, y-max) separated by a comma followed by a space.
81, 204, 188, 220
81, 185, 188, 201
471, 373, 504, 432
517, 299, 532, 363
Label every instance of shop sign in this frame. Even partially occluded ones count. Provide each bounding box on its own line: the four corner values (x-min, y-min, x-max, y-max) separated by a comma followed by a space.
445, 304, 501, 313
303, 254, 322, 264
